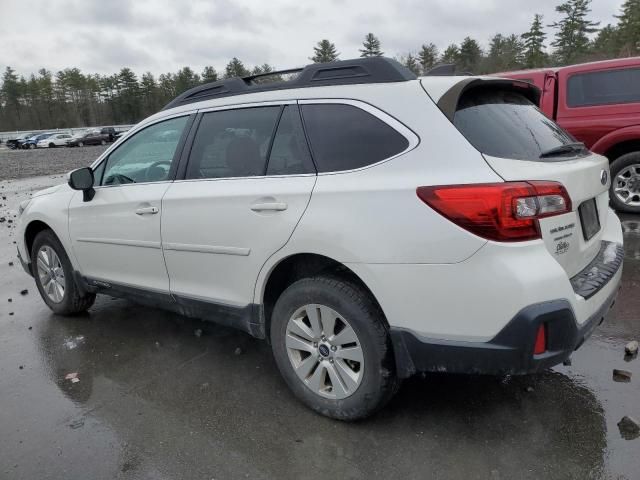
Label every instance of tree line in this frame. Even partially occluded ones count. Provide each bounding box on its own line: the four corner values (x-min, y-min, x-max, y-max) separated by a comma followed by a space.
1, 0, 638, 132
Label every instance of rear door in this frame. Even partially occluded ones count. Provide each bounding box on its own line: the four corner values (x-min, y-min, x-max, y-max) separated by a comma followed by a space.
450, 83, 610, 277
161, 103, 316, 307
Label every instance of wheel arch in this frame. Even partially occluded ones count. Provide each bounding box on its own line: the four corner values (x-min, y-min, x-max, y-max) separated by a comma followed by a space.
590, 125, 640, 160
24, 219, 54, 259
258, 252, 388, 339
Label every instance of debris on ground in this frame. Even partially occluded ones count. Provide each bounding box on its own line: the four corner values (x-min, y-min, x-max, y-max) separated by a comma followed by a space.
8, 261, 13, 266
194, 329, 203, 337
199, 382, 210, 391
20, 289, 28, 295
65, 372, 80, 383
0, 217, 5, 223
18, 365, 24, 370
9, 312, 14, 316
563, 358, 572, 366
28, 326, 32, 330
234, 347, 243, 355
7, 298, 12, 302
625, 340, 639, 356
69, 418, 85, 430
525, 386, 534, 393
154, 341, 161, 348
617, 416, 640, 440
63, 335, 85, 350
613, 369, 632, 382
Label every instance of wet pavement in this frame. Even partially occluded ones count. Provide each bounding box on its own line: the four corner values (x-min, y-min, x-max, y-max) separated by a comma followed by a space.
0, 176, 638, 480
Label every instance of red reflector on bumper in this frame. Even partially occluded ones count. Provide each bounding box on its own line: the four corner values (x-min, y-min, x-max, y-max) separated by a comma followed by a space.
534, 324, 547, 355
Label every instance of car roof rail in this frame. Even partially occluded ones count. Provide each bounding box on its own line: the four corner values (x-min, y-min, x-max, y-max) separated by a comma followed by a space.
162, 57, 417, 110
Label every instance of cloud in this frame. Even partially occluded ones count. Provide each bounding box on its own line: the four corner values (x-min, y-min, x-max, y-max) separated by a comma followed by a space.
0, 0, 625, 77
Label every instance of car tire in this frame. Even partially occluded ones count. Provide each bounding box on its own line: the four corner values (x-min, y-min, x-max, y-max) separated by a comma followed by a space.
29, 144, 35, 149
270, 275, 399, 421
48, 143, 55, 148
78, 142, 84, 147
31, 229, 96, 315
609, 152, 640, 214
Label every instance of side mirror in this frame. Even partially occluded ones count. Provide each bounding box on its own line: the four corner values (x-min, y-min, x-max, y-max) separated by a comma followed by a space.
68, 167, 95, 202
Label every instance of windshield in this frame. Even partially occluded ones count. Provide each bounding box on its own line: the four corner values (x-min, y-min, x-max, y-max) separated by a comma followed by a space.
453, 87, 582, 161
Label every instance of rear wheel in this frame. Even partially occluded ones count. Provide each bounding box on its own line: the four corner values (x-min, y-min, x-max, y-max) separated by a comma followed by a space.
31, 229, 95, 315
270, 276, 398, 420
48, 142, 55, 148
29, 143, 35, 149
610, 152, 640, 213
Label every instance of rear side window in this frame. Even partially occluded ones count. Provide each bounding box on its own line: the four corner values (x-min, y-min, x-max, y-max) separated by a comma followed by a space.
266, 106, 315, 175
453, 88, 576, 161
301, 104, 409, 173
186, 107, 280, 179
567, 68, 640, 107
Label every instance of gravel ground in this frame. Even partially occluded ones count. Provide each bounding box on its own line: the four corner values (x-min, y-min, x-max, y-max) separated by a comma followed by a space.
0, 145, 108, 180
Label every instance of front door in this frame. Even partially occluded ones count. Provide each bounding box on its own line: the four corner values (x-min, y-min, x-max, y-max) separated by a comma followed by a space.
161, 104, 316, 307
68, 114, 191, 292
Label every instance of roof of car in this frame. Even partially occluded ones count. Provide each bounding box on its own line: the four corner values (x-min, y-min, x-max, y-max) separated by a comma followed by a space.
495, 56, 640, 77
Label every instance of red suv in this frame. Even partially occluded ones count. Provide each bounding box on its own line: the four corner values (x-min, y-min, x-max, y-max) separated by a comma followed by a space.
498, 57, 640, 213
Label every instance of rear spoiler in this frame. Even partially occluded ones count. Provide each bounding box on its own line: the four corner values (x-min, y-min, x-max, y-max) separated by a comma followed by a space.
435, 78, 542, 122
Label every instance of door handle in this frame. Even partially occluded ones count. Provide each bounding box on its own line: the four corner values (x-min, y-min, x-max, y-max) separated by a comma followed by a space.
135, 206, 159, 215
250, 202, 288, 212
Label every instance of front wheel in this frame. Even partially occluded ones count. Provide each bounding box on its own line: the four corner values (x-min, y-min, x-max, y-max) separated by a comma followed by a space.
610, 152, 640, 214
31, 229, 96, 315
48, 143, 55, 148
270, 276, 398, 420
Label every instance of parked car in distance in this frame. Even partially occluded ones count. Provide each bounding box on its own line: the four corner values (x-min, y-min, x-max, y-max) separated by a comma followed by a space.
37, 133, 73, 148
99, 126, 119, 142
22, 133, 53, 149
497, 56, 640, 213
66, 131, 109, 147
6, 133, 36, 149
17, 58, 624, 420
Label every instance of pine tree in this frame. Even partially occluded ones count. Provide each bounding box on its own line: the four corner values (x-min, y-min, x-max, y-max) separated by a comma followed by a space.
359, 33, 383, 57
615, 0, 640, 55
224, 58, 250, 79
440, 44, 460, 64
522, 14, 548, 68
458, 37, 482, 72
550, 0, 600, 65
400, 53, 420, 75
418, 43, 438, 73
1, 67, 23, 125
311, 40, 339, 63
591, 24, 621, 58
201, 66, 218, 83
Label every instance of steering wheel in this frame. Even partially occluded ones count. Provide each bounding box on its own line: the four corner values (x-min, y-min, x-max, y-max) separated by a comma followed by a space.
145, 160, 172, 182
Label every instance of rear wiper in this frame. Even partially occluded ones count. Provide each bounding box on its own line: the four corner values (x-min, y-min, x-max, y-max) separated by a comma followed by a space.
539, 142, 586, 158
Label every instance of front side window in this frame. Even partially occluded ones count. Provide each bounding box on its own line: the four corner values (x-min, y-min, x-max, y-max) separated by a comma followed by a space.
186, 107, 281, 179
300, 103, 409, 173
453, 87, 577, 161
100, 116, 188, 186
567, 67, 640, 107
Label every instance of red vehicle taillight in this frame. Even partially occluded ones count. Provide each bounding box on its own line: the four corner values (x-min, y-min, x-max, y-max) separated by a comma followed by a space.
533, 324, 547, 355
416, 181, 572, 242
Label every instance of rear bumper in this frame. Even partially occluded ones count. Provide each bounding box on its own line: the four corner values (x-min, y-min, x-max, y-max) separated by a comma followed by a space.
391, 278, 621, 378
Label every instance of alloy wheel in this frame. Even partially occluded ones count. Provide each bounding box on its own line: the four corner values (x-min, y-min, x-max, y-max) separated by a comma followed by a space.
614, 163, 640, 207
285, 304, 364, 400
36, 245, 66, 303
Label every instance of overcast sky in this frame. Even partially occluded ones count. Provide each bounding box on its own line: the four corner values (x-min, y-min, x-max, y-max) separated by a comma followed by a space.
1, 0, 625, 78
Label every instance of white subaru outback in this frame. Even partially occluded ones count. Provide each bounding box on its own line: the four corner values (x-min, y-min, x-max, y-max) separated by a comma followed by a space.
16, 58, 624, 420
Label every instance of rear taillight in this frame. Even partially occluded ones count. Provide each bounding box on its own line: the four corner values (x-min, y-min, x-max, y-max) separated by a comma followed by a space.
416, 181, 571, 242
533, 324, 547, 355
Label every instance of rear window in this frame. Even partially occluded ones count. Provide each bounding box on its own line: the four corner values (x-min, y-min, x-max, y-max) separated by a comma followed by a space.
453, 88, 577, 161
567, 67, 640, 107
301, 104, 409, 173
